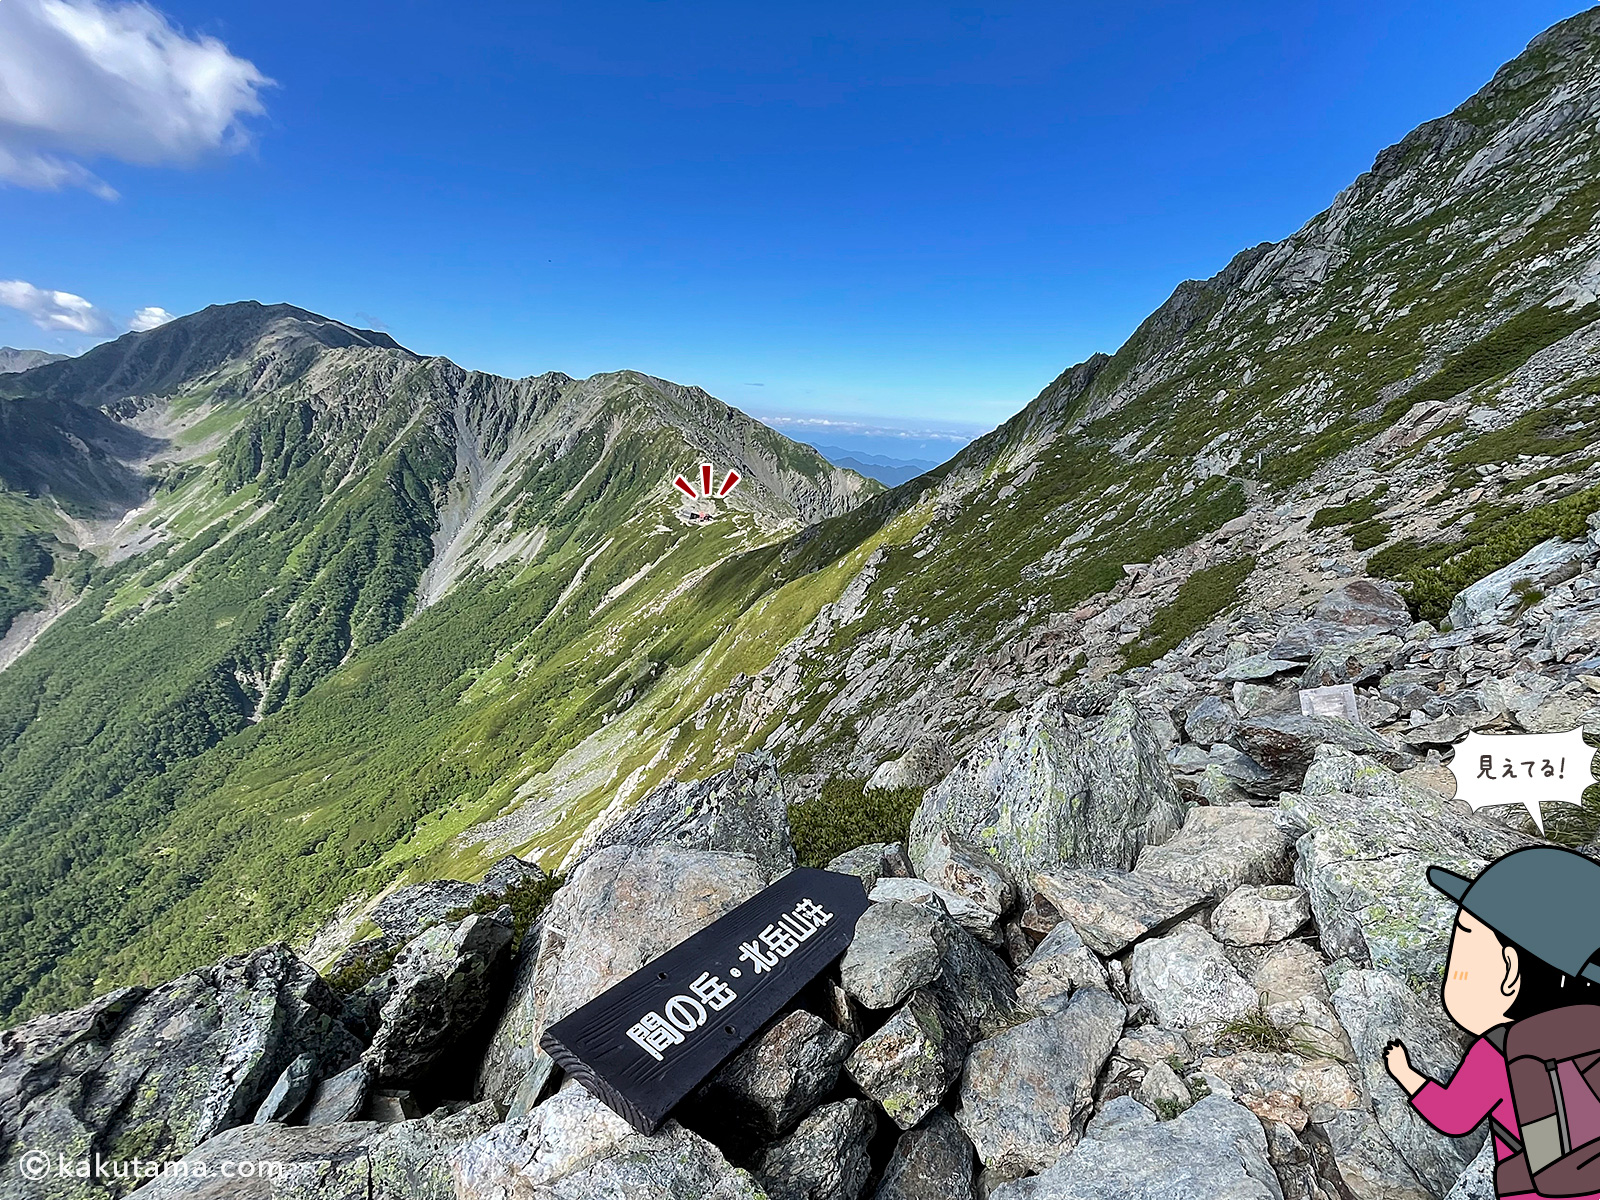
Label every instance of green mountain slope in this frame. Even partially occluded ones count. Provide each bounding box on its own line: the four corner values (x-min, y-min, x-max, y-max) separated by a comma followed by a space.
4, 8, 1600, 1022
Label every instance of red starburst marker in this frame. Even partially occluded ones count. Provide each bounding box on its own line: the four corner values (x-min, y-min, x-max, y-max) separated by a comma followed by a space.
671, 462, 741, 518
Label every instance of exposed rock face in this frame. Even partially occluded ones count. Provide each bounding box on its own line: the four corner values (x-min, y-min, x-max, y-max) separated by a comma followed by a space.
955, 986, 1126, 1177
845, 987, 968, 1131
475, 844, 769, 1110
867, 735, 959, 792
1313, 580, 1413, 632
364, 909, 515, 1086
571, 750, 797, 880
133, 1102, 500, 1200
987, 1096, 1281, 1200
909, 693, 1186, 882
1448, 538, 1590, 630
0, 946, 362, 1198
1015, 920, 1108, 1015
1211, 885, 1311, 946
840, 901, 947, 1010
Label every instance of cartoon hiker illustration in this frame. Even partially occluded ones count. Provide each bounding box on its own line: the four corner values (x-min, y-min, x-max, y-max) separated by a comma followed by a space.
1385, 847, 1600, 1198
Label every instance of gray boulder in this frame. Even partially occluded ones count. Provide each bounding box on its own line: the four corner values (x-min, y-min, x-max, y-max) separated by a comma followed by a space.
1184, 696, 1239, 746
1314, 580, 1413, 632
369, 855, 544, 942
755, 1098, 877, 1200
1315, 1106, 1432, 1200
1221, 655, 1303, 682
1444, 1141, 1496, 1200
0, 946, 362, 1198
870, 876, 1003, 944
912, 831, 1018, 925
1015, 920, 1108, 1015
875, 1108, 978, 1200
1031, 867, 1208, 955
364, 909, 514, 1086
1302, 635, 1408, 689
132, 1101, 499, 1199
304, 1062, 371, 1125
827, 842, 912, 894
955, 986, 1126, 1176
453, 1083, 765, 1199
1211, 885, 1311, 946
1129, 923, 1258, 1032
570, 750, 796, 879
909, 692, 1186, 881
1448, 538, 1589, 630
1331, 969, 1481, 1197
701, 1009, 853, 1138
841, 900, 947, 1010
1135, 807, 1293, 901
475, 844, 769, 1110
987, 1095, 1281, 1200
867, 735, 959, 792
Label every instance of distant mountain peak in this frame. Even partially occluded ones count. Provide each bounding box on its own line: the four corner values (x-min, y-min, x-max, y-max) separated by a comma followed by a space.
0, 347, 69, 374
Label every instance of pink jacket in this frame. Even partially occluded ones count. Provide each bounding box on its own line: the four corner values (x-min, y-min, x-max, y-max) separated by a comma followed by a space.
1410, 1035, 1600, 1200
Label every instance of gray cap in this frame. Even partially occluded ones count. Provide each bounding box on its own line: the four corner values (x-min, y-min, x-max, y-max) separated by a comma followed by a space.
1429, 847, 1600, 983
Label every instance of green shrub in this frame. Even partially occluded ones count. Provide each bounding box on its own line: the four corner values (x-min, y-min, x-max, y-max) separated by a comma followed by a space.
788, 778, 924, 869
1369, 484, 1600, 622
1309, 484, 1389, 531
447, 872, 564, 951
1409, 302, 1598, 406
1123, 556, 1256, 670
324, 940, 399, 996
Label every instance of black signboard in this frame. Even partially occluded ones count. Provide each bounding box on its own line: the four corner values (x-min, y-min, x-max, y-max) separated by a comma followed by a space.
540, 866, 870, 1133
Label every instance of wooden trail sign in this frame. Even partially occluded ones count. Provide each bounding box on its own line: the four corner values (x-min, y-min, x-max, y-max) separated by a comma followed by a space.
539, 866, 870, 1133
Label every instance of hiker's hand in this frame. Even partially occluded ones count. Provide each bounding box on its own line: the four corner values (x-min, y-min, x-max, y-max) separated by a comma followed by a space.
1385, 1039, 1425, 1096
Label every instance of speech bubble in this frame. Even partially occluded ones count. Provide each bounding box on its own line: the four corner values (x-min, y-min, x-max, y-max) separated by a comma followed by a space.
1447, 728, 1598, 833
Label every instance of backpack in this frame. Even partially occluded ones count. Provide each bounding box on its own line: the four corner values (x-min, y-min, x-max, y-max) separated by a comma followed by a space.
1486, 1004, 1600, 1198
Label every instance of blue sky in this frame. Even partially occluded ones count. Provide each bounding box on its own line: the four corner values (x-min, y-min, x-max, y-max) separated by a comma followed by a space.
2, 1, 1592, 461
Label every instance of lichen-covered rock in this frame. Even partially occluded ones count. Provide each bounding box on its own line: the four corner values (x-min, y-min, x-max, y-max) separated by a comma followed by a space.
841, 900, 948, 1010
475, 844, 769, 1110
1135, 807, 1293, 901
365, 909, 514, 1086
1331, 969, 1482, 1197
867, 735, 958, 792
304, 1062, 371, 1126
1236, 713, 1409, 782
1129, 923, 1258, 1031
1212, 885, 1311, 946
1183, 696, 1239, 746
955, 986, 1126, 1176
1032, 867, 1207, 955
132, 1101, 498, 1199
912, 832, 1018, 924
987, 1095, 1280, 1200
755, 1098, 876, 1200
876, 1108, 978, 1200
908, 693, 1185, 882
570, 750, 797, 880
1300, 635, 1407, 689
700, 1009, 853, 1138
870, 876, 1001, 944
845, 988, 967, 1131
1278, 748, 1533, 989
0, 946, 362, 1199
452, 1084, 765, 1199
1448, 538, 1589, 630
1314, 580, 1413, 632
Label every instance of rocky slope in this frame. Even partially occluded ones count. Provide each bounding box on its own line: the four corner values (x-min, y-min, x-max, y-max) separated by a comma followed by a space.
2, 553, 1592, 1199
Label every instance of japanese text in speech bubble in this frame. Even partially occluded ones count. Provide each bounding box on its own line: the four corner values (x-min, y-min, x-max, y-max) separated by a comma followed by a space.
1447, 728, 1598, 834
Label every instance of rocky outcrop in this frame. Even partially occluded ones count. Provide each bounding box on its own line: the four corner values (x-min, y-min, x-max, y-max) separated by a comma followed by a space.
909, 692, 1186, 881
369, 857, 544, 942
0, 946, 363, 1199
866, 735, 959, 793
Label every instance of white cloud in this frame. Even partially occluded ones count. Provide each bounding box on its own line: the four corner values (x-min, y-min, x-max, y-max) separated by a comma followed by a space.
128, 305, 173, 331
0, 0, 272, 198
0, 279, 109, 333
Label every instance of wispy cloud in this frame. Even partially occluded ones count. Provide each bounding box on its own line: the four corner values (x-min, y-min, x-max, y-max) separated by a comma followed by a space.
0, 279, 109, 334
128, 305, 174, 331
0, 0, 272, 199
